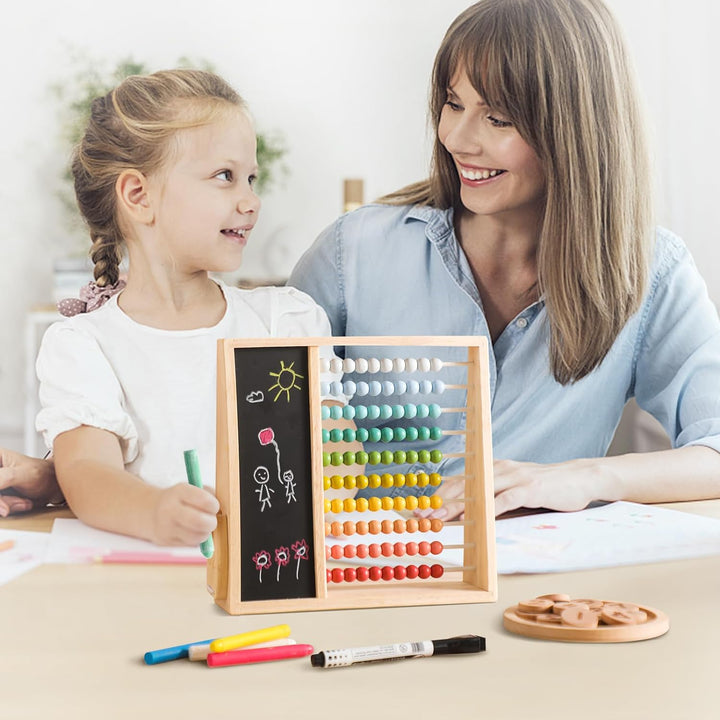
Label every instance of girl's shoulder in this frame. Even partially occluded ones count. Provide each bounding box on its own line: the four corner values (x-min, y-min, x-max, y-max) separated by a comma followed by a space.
224, 283, 320, 312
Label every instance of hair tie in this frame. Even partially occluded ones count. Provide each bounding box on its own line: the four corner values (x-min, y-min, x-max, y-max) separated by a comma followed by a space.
57, 279, 126, 317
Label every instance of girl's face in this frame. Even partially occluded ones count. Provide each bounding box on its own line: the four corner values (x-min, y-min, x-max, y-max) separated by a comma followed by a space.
438, 69, 546, 226
148, 108, 261, 274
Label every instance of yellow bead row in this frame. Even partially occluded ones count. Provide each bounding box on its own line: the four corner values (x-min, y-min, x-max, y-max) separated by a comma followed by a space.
323, 494, 443, 514
323, 472, 442, 491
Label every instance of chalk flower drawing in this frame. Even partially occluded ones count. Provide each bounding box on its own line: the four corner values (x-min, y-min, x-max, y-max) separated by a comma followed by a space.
252, 550, 272, 583
292, 539, 309, 580
275, 546, 290, 582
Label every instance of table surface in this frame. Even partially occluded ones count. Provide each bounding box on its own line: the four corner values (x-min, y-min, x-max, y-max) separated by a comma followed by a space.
1, 502, 718, 720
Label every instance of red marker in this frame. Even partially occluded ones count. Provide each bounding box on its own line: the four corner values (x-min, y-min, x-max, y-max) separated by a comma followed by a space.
207, 643, 314, 667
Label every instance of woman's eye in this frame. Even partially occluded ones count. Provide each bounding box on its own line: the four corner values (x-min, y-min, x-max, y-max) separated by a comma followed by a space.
488, 115, 513, 128
445, 100, 462, 111
215, 170, 233, 182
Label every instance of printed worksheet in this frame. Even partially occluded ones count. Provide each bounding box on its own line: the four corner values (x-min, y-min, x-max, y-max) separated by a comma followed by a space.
0, 528, 49, 585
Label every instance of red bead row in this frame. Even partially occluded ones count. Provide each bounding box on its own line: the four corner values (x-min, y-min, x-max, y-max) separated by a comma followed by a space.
326, 564, 445, 583
325, 517, 444, 538
326, 541, 444, 561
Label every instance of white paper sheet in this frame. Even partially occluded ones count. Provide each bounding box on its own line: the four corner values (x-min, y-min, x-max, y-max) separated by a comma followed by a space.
45, 518, 204, 563
0, 528, 50, 585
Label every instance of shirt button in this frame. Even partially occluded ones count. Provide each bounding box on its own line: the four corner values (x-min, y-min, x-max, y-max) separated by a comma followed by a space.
516, 317, 528, 329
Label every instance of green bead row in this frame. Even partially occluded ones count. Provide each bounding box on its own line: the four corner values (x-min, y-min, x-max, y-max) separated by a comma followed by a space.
322, 425, 443, 444
322, 448, 443, 467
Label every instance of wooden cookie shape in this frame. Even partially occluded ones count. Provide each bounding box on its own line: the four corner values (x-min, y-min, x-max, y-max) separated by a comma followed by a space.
503, 595, 669, 643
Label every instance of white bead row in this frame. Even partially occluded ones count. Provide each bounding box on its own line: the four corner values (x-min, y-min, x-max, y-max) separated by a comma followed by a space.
319, 357, 445, 374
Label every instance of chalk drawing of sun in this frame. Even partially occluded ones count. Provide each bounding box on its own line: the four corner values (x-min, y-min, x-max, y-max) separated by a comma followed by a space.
268, 361, 304, 402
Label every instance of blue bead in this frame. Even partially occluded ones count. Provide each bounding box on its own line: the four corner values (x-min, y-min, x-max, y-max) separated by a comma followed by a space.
381, 381, 395, 396
368, 381, 382, 396
420, 380, 433, 394
432, 380, 445, 394
394, 380, 407, 395
406, 380, 420, 395
343, 381, 357, 395
330, 381, 343, 395
356, 381, 369, 396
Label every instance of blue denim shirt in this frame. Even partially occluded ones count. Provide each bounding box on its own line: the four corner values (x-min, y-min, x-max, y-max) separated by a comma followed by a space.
289, 203, 720, 491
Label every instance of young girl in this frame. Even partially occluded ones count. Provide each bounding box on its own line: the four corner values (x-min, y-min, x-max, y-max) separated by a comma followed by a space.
36, 69, 336, 545
289, 0, 720, 518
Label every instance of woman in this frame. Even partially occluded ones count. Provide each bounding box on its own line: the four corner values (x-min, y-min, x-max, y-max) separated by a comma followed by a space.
289, 0, 720, 518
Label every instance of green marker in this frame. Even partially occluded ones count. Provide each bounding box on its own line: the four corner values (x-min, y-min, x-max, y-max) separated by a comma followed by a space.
183, 449, 215, 559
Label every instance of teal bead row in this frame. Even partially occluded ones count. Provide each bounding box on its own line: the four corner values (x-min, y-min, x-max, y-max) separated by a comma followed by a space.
321, 403, 442, 421
322, 448, 444, 467
322, 425, 443, 444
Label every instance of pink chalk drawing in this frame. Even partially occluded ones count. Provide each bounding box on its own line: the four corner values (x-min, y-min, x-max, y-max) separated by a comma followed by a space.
291, 539, 309, 580
268, 361, 304, 402
252, 550, 272, 583
275, 546, 290, 582
258, 427, 275, 446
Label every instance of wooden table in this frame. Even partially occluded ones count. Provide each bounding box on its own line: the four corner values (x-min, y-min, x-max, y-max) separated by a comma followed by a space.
1, 502, 718, 719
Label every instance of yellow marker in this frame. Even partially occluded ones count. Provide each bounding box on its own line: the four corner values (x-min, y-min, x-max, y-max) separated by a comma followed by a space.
209, 624, 291, 654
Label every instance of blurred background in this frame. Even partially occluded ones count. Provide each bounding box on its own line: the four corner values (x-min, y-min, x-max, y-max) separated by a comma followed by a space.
1, 0, 718, 455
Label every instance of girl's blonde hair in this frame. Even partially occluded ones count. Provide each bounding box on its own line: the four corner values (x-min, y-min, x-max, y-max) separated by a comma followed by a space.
382, 0, 652, 384
72, 69, 247, 287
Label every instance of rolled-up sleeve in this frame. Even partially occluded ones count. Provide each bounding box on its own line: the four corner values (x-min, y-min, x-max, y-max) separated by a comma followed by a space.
35, 322, 139, 461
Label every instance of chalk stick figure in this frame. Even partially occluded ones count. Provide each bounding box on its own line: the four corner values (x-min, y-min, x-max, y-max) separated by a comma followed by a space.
282, 470, 296, 503
254, 466, 274, 511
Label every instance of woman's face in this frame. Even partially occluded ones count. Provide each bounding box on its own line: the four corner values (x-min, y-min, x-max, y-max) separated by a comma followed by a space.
438, 69, 546, 225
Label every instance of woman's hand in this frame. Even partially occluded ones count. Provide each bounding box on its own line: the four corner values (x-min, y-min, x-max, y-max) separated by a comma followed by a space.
0, 448, 60, 516
150, 483, 220, 546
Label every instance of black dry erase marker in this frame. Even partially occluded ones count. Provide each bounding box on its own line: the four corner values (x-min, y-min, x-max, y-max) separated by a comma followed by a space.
310, 634, 485, 668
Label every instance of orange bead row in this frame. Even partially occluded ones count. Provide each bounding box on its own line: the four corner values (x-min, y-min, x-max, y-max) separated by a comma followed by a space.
326, 540, 444, 561
326, 564, 445, 583
325, 517, 445, 538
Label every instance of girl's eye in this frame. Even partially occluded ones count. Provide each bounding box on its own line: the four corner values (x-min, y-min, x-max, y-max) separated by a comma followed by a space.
488, 115, 513, 128
215, 170, 233, 182
248, 174, 257, 187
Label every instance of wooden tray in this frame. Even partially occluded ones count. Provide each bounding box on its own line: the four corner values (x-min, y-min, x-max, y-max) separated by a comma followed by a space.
503, 601, 669, 643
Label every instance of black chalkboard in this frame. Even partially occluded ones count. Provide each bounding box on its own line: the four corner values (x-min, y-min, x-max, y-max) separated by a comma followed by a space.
233, 346, 316, 602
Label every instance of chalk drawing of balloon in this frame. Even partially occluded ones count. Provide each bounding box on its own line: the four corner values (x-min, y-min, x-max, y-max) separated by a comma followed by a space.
252, 550, 272, 583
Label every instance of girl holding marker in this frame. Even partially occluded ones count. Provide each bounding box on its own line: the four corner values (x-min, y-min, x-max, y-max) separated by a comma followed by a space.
35, 70, 339, 545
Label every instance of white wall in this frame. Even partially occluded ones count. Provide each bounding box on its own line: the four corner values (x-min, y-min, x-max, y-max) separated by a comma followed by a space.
1, 0, 718, 449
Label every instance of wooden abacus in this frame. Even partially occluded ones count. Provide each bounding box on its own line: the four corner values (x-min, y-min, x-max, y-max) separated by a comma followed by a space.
209, 336, 496, 614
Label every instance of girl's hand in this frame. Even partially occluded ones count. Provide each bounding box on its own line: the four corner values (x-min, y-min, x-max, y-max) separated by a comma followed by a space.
150, 483, 220, 546
415, 475, 466, 522
0, 448, 60, 516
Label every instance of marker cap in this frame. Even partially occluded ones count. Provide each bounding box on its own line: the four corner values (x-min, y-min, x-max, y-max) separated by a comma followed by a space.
431, 635, 486, 655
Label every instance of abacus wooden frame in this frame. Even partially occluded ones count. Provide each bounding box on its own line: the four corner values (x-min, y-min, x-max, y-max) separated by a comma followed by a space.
209, 336, 496, 614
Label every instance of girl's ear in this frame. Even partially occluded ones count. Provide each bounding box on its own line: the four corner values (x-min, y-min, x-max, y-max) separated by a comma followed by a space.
115, 170, 154, 225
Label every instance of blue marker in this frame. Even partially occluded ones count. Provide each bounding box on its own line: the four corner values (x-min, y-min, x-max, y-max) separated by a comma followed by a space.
183, 449, 215, 559
144, 638, 216, 665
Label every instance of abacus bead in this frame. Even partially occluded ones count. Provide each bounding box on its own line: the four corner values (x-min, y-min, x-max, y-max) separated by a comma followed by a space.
323, 476, 331, 490
324, 499, 331, 513
330, 405, 343, 419
331, 498, 343, 513
406, 542, 418, 555
381, 427, 394, 443
354, 404, 368, 419
320, 382, 330, 395
432, 380, 445, 394
355, 357, 368, 373
430, 427, 442, 441
380, 404, 393, 419
325, 546, 331, 560
344, 568, 357, 583
430, 450, 443, 463
393, 496, 406, 511
406, 564, 419, 579
344, 475, 356, 489
406, 518, 419, 533
321, 406, 330, 420
331, 545, 343, 559
343, 451, 356, 465
356, 428, 369, 442
330, 358, 344, 373
340, 428, 354, 442
405, 450, 418, 464
393, 358, 406, 372
381, 473, 394, 488
405, 358, 418, 373
380, 358, 393, 372
418, 541, 431, 555
320, 358, 331, 373
391, 405, 403, 419
367, 358, 380, 373
326, 569, 332, 583
430, 519, 444, 532
430, 495, 443, 509
405, 473, 417, 487
418, 518, 432, 532
323, 452, 330, 467
368, 427, 381, 442
343, 381, 357, 396
324, 522, 332, 536
331, 451, 344, 466
330, 381, 344, 395
368, 451, 381, 465
418, 564, 431, 579
418, 450, 431, 463
368, 520, 381, 534
322, 429, 330, 443
331, 568, 344, 583
369, 566, 382, 581
394, 473, 405, 487
355, 497, 369, 512
417, 404, 429, 418
393, 565, 407, 581
381, 496, 394, 511
430, 564, 444, 578
404, 403, 418, 418
406, 380, 420, 395
343, 521, 356, 536
430, 358, 444, 372
330, 475, 343, 489
368, 497, 381, 512
368, 474, 381, 488
405, 426, 418, 441
421, 358, 433, 372
429, 404, 442, 418
393, 427, 407, 441
417, 496, 430, 510
382, 566, 395, 581
367, 405, 380, 419
369, 544, 381, 558
394, 451, 406, 464
356, 544, 369, 558
420, 380, 433, 394
343, 358, 356, 373
368, 381, 382, 396
394, 519, 407, 533
417, 473, 429, 486
381, 542, 393, 557
417, 427, 430, 441
343, 498, 356, 512
356, 474, 369, 489
331, 428, 345, 442
394, 380, 407, 395
431, 541, 443, 555
394, 542, 406, 557
430, 473, 442, 486
380, 450, 394, 464
355, 382, 369, 396
381, 519, 394, 534
356, 522, 369, 535
405, 495, 418, 511
356, 566, 370, 581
